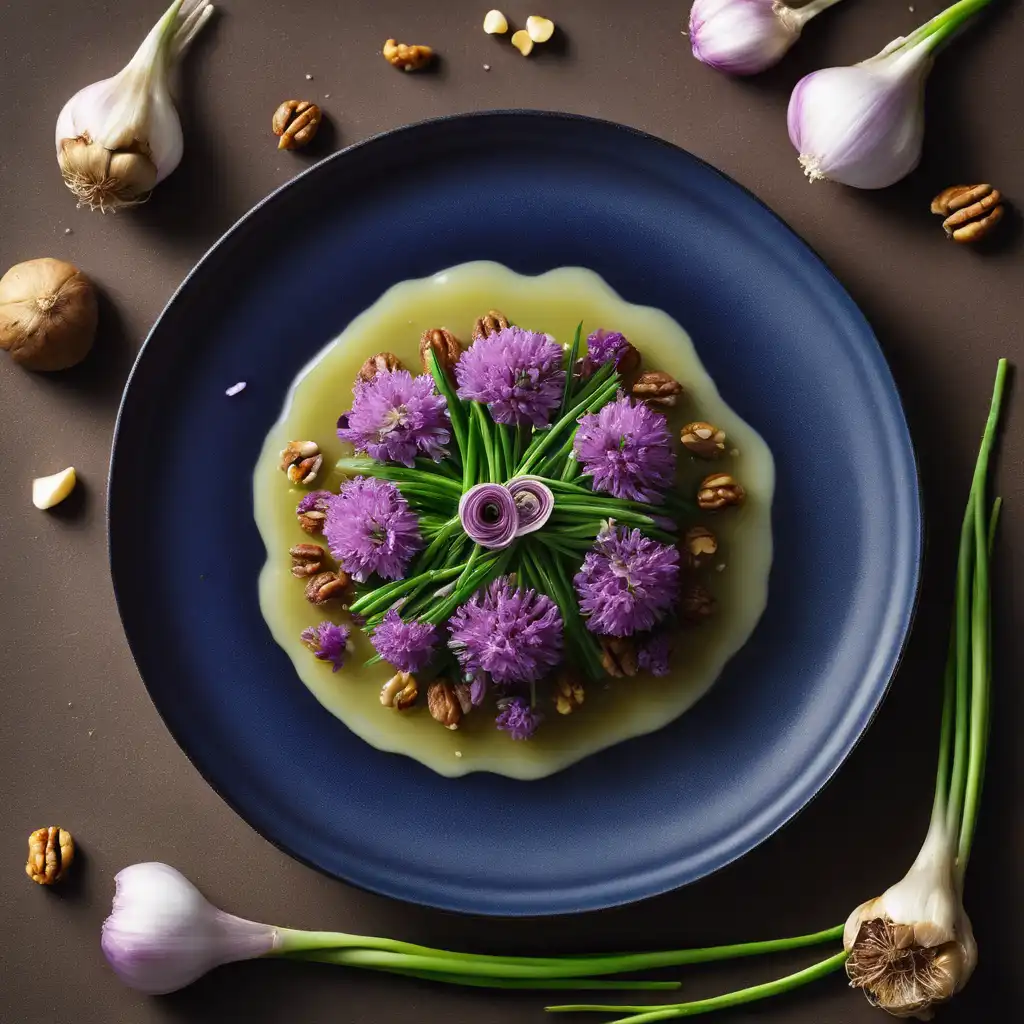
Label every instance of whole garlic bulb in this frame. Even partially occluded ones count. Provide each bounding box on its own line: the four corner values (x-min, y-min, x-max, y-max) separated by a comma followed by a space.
0, 259, 98, 371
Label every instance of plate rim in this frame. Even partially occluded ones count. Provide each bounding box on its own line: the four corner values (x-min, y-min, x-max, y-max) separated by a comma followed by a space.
107, 109, 923, 915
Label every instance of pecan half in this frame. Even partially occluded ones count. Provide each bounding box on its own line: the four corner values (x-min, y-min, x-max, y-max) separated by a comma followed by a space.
272, 100, 322, 151
554, 671, 585, 714
26, 826, 74, 885
681, 422, 727, 459
681, 582, 717, 623
682, 525, 718, 568
600, 636, 638, 678
632, 370, 683, 408
472, 309, 510, 341
381, 671, 419, 709
419, 327, 462, 377
383, 39, 434, 71
357, 351, 404, 384
931, 184, 1006, 244
304, 570, 351, 605
290, 543, 326, 578
280, 440, 323, 486
427, 680, 461, 729
697, 473, 745, 511
297, 492, 331, 534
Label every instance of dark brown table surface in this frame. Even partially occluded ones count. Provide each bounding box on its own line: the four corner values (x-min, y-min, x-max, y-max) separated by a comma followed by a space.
2, 1, 1022, 1021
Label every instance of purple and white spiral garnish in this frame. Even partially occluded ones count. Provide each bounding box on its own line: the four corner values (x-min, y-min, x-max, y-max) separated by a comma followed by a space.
508, 476, 555, 537
458, 483, 519, 550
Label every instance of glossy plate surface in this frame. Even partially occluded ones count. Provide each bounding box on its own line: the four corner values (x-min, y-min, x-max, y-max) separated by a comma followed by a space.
109, 112, 920, 915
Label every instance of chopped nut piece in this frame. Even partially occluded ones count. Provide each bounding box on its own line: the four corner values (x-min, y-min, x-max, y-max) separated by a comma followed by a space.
526, 15, 555, 43
697, 473, 745, 511
381, 671, 419, 709
280, 440, 323, 486
681, 422, 727, 459
272, 100, 322, 151
296, 492, 331, 534
681, 582, 717, 622
472, 309, 510, 341
511, 29, 534, 56
383, 38, 434, 71
600, 636, 638, 678
304, 570, 351, 605
427, 680, 462, 729
683, 525, 718, 567
483, 9, 509, 34
554, 671, 585, 714
290, 543, 326, 578
357, 351, 404, 384
419, 327, 462, 377
632, 370, 683, 408
930, 184, 1006, 244
453, 682, 476, 715
26, 826, 74, 885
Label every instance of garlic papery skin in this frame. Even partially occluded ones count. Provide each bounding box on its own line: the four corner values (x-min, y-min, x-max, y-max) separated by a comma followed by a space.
843, 821, 977, 1018
688, 0, 843, 76
101, 863, 278, 995
55, 0, 214, 211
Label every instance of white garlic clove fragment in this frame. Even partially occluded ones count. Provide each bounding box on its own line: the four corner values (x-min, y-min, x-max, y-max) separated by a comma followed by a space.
526, 16, 555, 43
483, 9, 509, 34
33, 467, 77, 510
511, 29, 535, 56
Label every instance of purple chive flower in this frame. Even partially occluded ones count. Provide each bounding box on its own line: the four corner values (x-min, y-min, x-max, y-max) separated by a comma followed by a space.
448, 576, 563, 685
300, 621, 351, 671
637, 629, 673, 677
574, 523, 681, 636
297, 490, 331, 516
324, 477, 422, 582
455, 326, 565, 427
582, 329, 631, 376
495, 697, 543, 741
371, 609, 439, 673
337, 369, 450, 467
573, 393, 676, 504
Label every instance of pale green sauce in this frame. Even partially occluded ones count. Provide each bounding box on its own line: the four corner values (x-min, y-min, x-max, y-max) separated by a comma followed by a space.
254, 263, 774, 779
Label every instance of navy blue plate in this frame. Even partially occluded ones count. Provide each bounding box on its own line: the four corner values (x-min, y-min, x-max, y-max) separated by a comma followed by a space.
109, 112, 920, 916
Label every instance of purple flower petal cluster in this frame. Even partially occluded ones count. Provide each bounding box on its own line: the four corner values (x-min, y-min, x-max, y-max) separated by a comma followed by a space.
324, 476, 422, 582
448, 576, 563, 685
300, 621, 350, 672
371, 608, 439, 673
573, 393, 676, 503
495, 697, 543, 741
296, 490, 332, 516
637, 629, 673, 677
337, 369, 450, 467
582, 329, 631, 376
455, 326, 566, 427
574, 523, 680, 636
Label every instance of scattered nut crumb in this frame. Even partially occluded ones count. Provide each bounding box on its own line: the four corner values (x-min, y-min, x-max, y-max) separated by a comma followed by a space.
88, 730, 94, 737
483, 64, 491, 71
526, 15, 555, 43
305, 73, 313, 80
455, 750, 463, 758
483, 9, 509, 34
225, 381, 246, 396
716, 563, 726, 572
511, 29, 534, 56
64, 228, 73, 235
324, 93, 330, 98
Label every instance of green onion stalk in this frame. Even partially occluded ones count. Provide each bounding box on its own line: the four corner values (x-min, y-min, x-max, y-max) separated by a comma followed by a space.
548, 359, 1008, 1022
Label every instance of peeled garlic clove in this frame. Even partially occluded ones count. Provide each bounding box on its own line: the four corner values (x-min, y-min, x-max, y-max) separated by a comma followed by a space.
33, 468, 77, 510
483, 9, 508, 34
511, 29, 535, 56
526, 16, 555, 43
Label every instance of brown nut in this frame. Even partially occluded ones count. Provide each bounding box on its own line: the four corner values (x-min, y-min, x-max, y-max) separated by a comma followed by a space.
453, 682, 476, 715
296, 492, 331, 534
26, 826, 74, 885
280, 440, 323, 486
931, 184, 1006, 244
420, 327, 462, 377
472, 309, 510, 341
683, 525, 718, 568
616, 342, 642, 375
381, 671, 419, 709
632, 370, 684, 408
272, 100, 322, 151
697, 473, 745, 511
304, 570, 351, 605
681, 422, 727, 459
680, 582, 717, 623
427, 680, 462, 729
383, 38, 434, 71
554, 671, 585, 715
357, 351, 404, 384
600, 636, 638, 678
290, 543, 326, 578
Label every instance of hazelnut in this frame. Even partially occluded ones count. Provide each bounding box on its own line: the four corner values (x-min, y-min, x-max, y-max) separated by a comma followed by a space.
554, 671, 585, 714
304, 570, 351, 605
420, 327, 462, 377
931, 184, 1006, 244
357, 351, 403, 384
272, 100, 322, 151
600, 636, 638, 678
681, 422, 727, 459
632, 370, 684, 408
26, 826, 74, 885
697, 473, 745, 511
683, 525, 718, 568
427, 680, 462, 729
383, 39, 434, 71
681, 582, 717, 623
472, 309, 510, 341
381, 671, 419, 709
280, 440, 323, 486
290, 543, 326, 578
